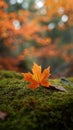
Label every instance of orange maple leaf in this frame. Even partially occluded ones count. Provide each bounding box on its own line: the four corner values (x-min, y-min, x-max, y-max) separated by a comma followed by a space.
22, 63, 51, 89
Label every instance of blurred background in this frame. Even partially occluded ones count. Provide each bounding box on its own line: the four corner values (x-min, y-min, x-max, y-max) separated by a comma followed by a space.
0, 0, 73, 78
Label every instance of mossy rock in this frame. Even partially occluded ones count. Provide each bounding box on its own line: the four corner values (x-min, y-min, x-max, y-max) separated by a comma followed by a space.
0, 70, 73, 130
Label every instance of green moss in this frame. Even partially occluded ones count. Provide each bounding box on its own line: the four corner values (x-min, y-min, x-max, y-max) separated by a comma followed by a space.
0, 70, 73, 130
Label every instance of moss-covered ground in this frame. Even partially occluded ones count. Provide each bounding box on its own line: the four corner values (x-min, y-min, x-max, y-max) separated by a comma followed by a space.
0, 70, 73, 130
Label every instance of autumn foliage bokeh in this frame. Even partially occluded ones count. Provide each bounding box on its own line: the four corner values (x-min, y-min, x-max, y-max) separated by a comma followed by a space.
0, 0, 73, 77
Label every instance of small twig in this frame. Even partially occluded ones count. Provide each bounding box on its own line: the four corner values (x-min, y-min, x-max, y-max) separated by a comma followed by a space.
60, 77, 73, 87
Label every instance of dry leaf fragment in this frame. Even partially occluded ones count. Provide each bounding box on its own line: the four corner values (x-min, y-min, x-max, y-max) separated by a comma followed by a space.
22, 63, 51, 89
49, 85, 67, 92
0, 111, 7, 120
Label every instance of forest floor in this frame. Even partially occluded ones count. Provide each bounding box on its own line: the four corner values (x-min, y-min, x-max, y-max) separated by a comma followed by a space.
0, 70, 73, 130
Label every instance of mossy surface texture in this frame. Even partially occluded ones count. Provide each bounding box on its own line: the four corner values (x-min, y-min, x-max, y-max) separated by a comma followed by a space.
0, 70, 73, 130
